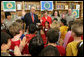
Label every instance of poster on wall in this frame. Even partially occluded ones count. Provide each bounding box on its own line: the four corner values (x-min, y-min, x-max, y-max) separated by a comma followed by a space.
3, 1, 16, 12
41, 1, 53, 11
72, 9, 79, 18
17, 3, 22, 10
76, 5, 80, 10
65, 5, 68, 9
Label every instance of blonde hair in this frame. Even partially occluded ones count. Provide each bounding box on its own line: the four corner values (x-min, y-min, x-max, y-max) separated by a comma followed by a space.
9, 22, 22, 36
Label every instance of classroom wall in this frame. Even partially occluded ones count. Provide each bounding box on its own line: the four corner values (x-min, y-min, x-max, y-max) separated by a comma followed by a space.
1, 1, 83, 20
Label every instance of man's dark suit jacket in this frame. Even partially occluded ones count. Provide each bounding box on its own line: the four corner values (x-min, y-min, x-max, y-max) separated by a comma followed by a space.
24, 13, 39, 29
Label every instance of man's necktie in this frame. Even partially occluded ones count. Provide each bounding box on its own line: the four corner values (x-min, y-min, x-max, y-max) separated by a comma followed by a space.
32, 13, 34, 22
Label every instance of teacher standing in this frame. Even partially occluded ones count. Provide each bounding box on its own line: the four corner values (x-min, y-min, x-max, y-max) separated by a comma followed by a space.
41, 10, 52, 27
24, 6, 39, 29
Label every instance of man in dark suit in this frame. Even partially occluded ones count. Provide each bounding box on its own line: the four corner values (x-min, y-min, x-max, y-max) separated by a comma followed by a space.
24, 6, 39, 29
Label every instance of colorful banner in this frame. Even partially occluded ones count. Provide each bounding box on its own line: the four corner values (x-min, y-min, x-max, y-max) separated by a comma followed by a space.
41, 1, 53, 11
3, 1, 16, 12
72, 9, 79, 18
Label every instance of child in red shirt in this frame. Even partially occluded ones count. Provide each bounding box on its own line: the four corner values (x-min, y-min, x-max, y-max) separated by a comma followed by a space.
21, 24, 37, 54
8, 22, 23, 56
21, 24, 47, 54
9, 22, 23, 50
45, 27, 66, 56
44, 21, 50, 36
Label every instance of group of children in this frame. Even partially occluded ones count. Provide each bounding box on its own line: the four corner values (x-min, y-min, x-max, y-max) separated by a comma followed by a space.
1, 11, 83, 56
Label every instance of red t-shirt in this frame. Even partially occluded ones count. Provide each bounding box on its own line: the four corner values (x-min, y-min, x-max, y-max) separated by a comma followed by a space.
44, 45, 66, 56
41, 34, 47, 45
41, 16, 52, 27
26, 34, 36, 43
22, 34, 36, 54
22, 34, 47, 54
9, 39, 20, 50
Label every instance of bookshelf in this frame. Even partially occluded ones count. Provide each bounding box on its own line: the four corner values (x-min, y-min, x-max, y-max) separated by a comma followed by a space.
1, 1, 83, 19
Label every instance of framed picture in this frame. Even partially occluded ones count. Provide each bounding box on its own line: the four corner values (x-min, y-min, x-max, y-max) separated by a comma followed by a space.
72, 9, 79, 18
41, 1, 53, 11
3, 1, 16, 12
65, 5, 68, 9
28, 4, 31, 10
76, 5, 80, 10
17, 3, 22, 10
